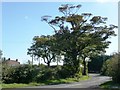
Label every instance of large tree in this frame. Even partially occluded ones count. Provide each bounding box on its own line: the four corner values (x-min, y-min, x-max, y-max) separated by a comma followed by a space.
41, 4, 117, 76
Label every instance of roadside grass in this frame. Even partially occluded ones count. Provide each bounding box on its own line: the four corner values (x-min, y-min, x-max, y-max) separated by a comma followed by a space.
100, 81, 120, 89
43, 76, 90, 85
1, 82, 43, 88
1, 75, 89, 88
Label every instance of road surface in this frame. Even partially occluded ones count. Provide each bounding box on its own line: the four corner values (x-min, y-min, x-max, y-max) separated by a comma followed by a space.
27, 74, 111, 88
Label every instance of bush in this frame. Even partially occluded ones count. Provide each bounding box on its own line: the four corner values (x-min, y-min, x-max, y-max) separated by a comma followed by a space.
57, 65, 82, 79
36, 68, 53, 82
2, 64, 63, 83
110, 53, 120, 83
88, 55, 111, 73
101, 60, 111, 76
2, 65, 16, 83
101, 52, 120, 83
2, 63, 83, 84
35, 66, 62, 82
2, 64, 41, 84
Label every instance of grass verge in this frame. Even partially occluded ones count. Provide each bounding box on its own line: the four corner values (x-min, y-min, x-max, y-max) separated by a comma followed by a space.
1, 75, 89, 88
43, 75, 90, 85
100, 81, 120, 89
1, 82, 43, 88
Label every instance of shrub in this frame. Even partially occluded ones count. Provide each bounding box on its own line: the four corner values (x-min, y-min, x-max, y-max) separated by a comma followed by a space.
36, 68, 53, 82
2, 63, 84, 84
2, 65, 16, 83
57, 66, 73, 79
35, 66, 62, 82
88, 55, 111, 73
2, 64, 41, 84
57, 65, 82, 79
101, 60, 111, 76
110, 53, 120, 83
2, 64, 63, 83
101, 52, 120, 83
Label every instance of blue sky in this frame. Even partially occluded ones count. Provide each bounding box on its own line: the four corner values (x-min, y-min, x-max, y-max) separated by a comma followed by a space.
2, 2, 118, 64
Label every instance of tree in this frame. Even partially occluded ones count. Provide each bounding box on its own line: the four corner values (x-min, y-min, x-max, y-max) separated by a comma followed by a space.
41, 4, 117, 76
28, 35, 58, 67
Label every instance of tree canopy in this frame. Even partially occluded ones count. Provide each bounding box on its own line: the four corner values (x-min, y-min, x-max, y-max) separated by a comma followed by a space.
28, 4, 117, 77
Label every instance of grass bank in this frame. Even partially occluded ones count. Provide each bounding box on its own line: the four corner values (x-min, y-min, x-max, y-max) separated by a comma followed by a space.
1, 76, 89, 88
100, 81, 120, 89
43, 75, 89, 85
1, 82, 43, 88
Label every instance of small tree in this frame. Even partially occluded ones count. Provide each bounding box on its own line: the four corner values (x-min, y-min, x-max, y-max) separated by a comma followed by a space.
28, 35, 58, 67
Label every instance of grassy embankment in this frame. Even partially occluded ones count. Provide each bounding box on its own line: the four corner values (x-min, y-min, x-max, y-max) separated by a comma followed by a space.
100, 81, 120, 89
1, 76, 89, 88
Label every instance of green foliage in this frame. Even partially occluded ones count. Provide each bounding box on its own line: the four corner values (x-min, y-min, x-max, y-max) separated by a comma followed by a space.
2, 83, 32, 88
110, 53, 120, 83
27, 35, 59, 67
27, 4, 117, 79
42, 76, 89, 85
41, 4, 117, 77
35, 66, 64, 82
2, 76, 89, 88
2, 63, 70, 83
101, 59, 111, 76
100, 81, 120, 89
2, 83, 42, 88
2, 65, 15, 83
2, 64, 41, 84
57, 66, 74, 78
36, 68, 54, 82
101, 52, 120, 83
2, 63, 89, 85
88, 55, 111, 73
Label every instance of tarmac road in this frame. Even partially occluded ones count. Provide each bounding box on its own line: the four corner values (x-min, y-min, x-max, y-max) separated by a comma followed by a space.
27, 73, 111, 88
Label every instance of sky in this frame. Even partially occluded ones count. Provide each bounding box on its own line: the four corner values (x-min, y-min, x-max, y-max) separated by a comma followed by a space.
2, 1, 118, 64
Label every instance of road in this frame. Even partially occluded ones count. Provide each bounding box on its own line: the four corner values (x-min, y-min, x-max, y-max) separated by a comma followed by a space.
27, 74, 111, 88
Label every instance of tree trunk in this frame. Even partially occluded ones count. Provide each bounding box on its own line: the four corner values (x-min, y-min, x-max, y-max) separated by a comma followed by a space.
47, 61, 50, 67
38, 58, 40, 65
83, 59, 87, 75
32, 54, 34, 65
72, 51, 79, 74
